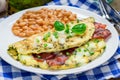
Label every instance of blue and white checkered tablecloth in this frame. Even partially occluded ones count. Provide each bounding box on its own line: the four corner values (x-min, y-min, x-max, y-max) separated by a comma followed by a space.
0, 0, 120, 80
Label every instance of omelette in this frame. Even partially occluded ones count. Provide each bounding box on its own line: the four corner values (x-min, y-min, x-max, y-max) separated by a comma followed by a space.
7, 17, 111, 70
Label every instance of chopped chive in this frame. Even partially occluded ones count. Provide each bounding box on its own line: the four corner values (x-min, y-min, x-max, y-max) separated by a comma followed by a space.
94, 39, 100, 43
36, 38, 40, 43
71, 21, 74, 24
90, 52, 94, 55
66, 52, 70, 56
65, 64, 69, 66
89, 29, 92, 31
77, 19, 80, 23
84, 49, 88, 52
37, 50, 41, 52
43, 43, 48, 48
36, 65, 39, 68
37, 56, 41, 59
77, 48, 81, 52
83, 55, 85, 57
86, 42, 89, 46
65, 24, 70, 34
76, 63, 80, 67
43, 32, 51, 41
73, 52, 77, 55
67, 34, 72, 38
53, 31, 58, 38
103, 46, 106, 49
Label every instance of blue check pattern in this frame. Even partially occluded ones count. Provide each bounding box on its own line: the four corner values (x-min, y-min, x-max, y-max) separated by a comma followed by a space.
0, 0, 120, 80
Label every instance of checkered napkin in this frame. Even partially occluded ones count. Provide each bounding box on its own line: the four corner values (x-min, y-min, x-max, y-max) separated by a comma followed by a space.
0, 0, 120, 80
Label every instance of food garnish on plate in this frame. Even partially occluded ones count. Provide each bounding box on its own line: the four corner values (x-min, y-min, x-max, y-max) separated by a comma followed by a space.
8, 16, 111, 70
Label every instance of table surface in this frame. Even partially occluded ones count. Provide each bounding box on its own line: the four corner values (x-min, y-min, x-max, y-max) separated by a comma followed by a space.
110, 0, 120, 11
0, 0, 120, 80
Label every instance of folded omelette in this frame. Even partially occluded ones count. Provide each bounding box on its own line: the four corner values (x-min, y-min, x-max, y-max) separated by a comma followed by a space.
7, 17, 106, 70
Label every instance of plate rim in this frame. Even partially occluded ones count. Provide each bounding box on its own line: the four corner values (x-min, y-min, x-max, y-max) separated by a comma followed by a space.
0, 5, 119, 75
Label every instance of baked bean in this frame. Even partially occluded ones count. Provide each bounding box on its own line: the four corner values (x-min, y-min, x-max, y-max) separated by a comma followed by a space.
69, 15, 75, 21
19, 33, 26, 37
43, 25, 48, 31
13, 30, 20, 35
48, 25, 53, 29
28, 31, 35, 35
19, 22, 27, 27
18, 29, 23, 32
63, 17, 68, 22
22, 26, 28, 30
12, 8, 77, 37
12, 26, 20, 30
31, 25, 39, 30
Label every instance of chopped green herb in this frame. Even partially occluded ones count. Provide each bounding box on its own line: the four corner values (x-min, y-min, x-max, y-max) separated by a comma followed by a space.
84, 49, 88, 52
22, 60, 26, 64
86, 42, 89, 46
72, 23, 86, 34
73, 52, 77, 55
89, 52, 94, 55
35, 65, 39, 68
67, 35, 72, 38
66, 52, 70, 56
54, 21, 65, 31
83, 55, 85, 57
76, 48, 81, 52
43, 43, 48, 48
53, 31, 58, 38
34, 47, 39, 50
77, 19, 80, 23
43, 32, 51, 41
103, 46, 106, 49
36, 38, 40, 43
94, 39, 100, 43
76, 63, 80, 67
62, 46, 65, 49
65, 24, 70, 34
37, 56, 41, 59
37, 50, 41, 52
65, 64, 69, 66
89, 29, 92, 31
71, 21, 74, 24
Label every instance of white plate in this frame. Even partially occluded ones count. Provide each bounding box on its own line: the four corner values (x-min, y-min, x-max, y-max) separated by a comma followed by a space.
0, 5, 119, 75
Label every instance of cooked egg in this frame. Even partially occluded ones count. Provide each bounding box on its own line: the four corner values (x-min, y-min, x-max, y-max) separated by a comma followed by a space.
47, 43, 54, 48
51, 35, 57, 42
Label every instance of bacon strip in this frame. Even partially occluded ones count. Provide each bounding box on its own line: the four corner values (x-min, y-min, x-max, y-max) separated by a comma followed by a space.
32, 47, 76, 66
46, 55, 68, 66
92, 22, 111, 39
